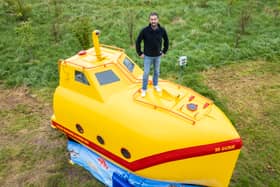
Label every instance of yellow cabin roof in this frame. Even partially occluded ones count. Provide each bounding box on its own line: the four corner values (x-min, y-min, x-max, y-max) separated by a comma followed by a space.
66, 46, 124, 69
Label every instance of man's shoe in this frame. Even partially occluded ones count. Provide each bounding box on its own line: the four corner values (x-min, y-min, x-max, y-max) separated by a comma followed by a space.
141, 89, 146, 97
154, 85, 161, 92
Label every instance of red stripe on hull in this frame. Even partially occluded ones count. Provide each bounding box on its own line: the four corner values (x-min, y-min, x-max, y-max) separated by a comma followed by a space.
52, 120, 242, 171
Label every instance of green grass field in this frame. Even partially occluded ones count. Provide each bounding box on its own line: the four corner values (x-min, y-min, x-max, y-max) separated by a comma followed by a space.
0, 0, 280, 186
203, 61, 280, 186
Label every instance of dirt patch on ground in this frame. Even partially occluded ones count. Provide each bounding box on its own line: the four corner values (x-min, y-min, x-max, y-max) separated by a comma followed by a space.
0, 85, 64, 186
0, 86, 37, 110
0, 85, 104, 187
202, 61, 280, 126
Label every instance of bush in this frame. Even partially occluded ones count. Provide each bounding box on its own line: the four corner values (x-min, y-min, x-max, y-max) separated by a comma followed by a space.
238, 8, 252, 34
48, 0, 63, 43
3, 0, 32, 21
15, 21, 35, 59
72, 16, 92, 50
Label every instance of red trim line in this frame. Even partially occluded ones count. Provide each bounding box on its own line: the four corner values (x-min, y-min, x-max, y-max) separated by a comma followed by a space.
52, 120, 242, 171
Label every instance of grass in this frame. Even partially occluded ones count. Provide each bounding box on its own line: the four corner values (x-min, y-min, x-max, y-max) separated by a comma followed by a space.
0, 0, 280, 186
203, 61, 280, 186
0, 86, 104, 187
0, 0, 279, 89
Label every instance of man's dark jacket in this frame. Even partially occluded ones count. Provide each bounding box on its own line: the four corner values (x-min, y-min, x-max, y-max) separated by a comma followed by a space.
136, 24, 169, 57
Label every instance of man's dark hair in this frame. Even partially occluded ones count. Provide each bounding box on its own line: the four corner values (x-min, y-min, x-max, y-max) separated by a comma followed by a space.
149, 12, 159, 18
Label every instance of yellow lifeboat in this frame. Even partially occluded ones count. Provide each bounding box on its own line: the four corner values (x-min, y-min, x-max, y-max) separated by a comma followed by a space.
51, 30, 242, 187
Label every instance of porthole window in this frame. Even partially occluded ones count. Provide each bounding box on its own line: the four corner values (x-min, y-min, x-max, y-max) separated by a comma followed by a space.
123, 58, 135, 72
76, 124, 84, 134
75, 71, 89, 85
97, 135, 105, 145
121, 148, 131, 159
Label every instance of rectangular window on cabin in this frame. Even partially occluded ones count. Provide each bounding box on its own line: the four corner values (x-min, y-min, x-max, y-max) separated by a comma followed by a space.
95, 70, 120, 85
75, 71, 90, 85
123, 58, 135, 72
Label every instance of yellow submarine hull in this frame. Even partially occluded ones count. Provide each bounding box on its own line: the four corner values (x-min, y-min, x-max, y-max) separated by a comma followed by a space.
51, 30, 242, 187
52, 81, 242, 187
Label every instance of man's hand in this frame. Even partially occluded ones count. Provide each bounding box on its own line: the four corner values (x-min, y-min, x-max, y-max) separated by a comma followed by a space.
140, 54, 144, 58
161, 53, 165, 57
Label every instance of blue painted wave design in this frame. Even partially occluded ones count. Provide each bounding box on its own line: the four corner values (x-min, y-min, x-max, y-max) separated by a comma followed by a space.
67, 140, 202, 187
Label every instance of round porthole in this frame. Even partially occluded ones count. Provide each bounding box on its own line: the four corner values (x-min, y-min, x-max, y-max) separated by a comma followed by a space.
76, 124, 84, 134
121, 148, 131, 159
97, 135, 105, 145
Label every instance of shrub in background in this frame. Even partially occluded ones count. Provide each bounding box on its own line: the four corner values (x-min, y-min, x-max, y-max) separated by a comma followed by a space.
238, 8, 252, 34
3, 0, 32, 21
227, 0, 237, 16
274, 1, 280, 24
48, 0, 63, 43
15, 21, 35, 59
234, 2, 253, 47
198, 0, 209, 8
72, 16, 91, 50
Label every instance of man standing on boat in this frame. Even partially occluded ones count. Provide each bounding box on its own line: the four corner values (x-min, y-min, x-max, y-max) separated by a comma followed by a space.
136, 12, 169, 97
